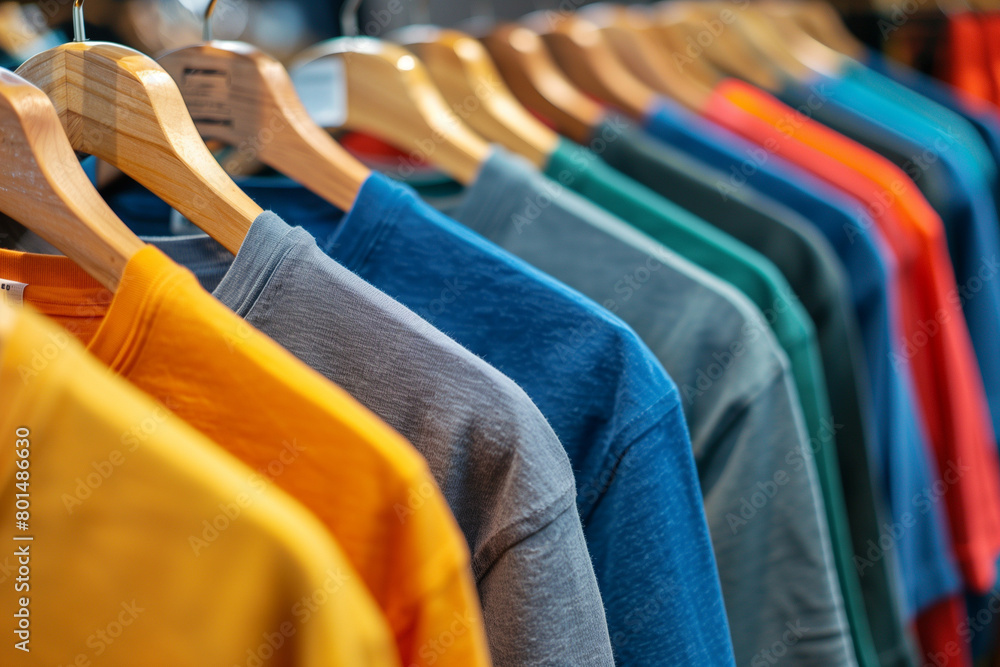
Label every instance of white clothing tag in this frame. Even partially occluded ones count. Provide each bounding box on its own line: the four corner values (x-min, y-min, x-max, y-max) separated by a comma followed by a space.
291, 58, 347, 129
0, 279, 27, 307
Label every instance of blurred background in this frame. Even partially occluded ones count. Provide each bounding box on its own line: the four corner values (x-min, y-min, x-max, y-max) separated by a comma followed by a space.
0, 0, 969, 74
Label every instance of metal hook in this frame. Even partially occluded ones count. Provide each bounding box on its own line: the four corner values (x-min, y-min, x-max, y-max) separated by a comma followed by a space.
72, 0, 86, 42
340, 0, 362, 37
204, 0, 219, 41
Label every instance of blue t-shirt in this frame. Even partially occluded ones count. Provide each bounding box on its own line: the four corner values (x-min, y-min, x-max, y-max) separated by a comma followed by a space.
847, 50, 1000, 195
98, 172, 736, 666
777, 75, 1000, 448
643, 98, 960, 616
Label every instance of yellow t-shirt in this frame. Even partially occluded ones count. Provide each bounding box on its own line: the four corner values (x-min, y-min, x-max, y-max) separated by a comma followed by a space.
0, 246, 490, 667
0, 303, 398, 666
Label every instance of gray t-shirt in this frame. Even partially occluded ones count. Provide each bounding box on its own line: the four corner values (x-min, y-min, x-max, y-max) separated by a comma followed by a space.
146, 212, 615, 667
424, 148, 854, 666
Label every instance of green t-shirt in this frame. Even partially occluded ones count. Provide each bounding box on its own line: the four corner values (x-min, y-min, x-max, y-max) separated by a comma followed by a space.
545, 136, 880, 667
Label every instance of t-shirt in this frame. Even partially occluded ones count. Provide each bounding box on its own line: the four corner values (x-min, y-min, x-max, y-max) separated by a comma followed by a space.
433, 147, 855, 666
0, 303, 398, 667
637, 95, 959, 624
0, 245, 490, 667
97, 172, 736, 665
777, 74, 1000, 442
706, 79, 1000, 596
862, 50, 1000, 197
940, 13, 995, 106
139, 211, 615, 667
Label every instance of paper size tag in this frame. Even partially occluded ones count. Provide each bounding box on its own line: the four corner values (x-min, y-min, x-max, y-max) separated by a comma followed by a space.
291, 58, 347, 129
0, 279, 27, 307
180, 66, 233, 127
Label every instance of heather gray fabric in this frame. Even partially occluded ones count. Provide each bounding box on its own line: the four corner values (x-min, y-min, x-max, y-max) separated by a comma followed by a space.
146, 212, 615, 667
421, 148, 854, 666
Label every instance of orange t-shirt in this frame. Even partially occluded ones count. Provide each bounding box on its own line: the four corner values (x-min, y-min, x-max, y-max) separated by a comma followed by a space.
704, 79, 1000, 592
0, 246, 490, 667
0, 302, 398, 666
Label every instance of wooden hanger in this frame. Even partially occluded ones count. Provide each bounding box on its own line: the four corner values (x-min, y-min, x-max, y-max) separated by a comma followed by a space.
479, 23, 604, 144
0, 68, 143, 290
393, 25, 558, 167
752, 8, 848, 78
718, 3, 818, 83
16, 0, 261, 255
289, 37, 489, 184
157, 0, 368, 212
520, 10, 657, 119
578, 3, 712, 111
648, 2, 784, 92
759, 1, 866, 59
643, 4, 725, 91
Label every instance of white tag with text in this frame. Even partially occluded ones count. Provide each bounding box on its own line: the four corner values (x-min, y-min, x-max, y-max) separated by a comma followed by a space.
291, 58, 347, 129
0, 279, 27, 307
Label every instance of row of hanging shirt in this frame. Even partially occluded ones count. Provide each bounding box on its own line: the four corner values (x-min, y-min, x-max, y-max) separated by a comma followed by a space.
2, 0, 1000, 666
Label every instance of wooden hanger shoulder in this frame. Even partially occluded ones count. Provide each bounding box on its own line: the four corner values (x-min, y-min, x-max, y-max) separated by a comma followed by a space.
0, 67, 143, 290
291, 38, 489, 185
522, 11, 658, 118
17, 41, 261, 255
760, 0, 865, 59
395, 26, 558, 167
480, 23, 604, 143
581, 4, 712, 111
650, 3, 783, 92
158, 40, 369, 211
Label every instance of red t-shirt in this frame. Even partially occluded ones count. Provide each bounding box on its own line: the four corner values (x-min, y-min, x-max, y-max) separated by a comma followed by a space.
939, 13, 996, 107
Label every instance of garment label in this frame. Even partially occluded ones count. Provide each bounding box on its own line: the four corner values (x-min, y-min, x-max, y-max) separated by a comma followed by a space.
180, 66, 234, 128
290, 58, 347, 129
0, 279, 27, 307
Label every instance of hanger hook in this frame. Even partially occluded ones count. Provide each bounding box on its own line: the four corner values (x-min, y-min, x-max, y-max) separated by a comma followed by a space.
203, 0, 219, 41
72, 0, 86, 42
340, 0, 362, 37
